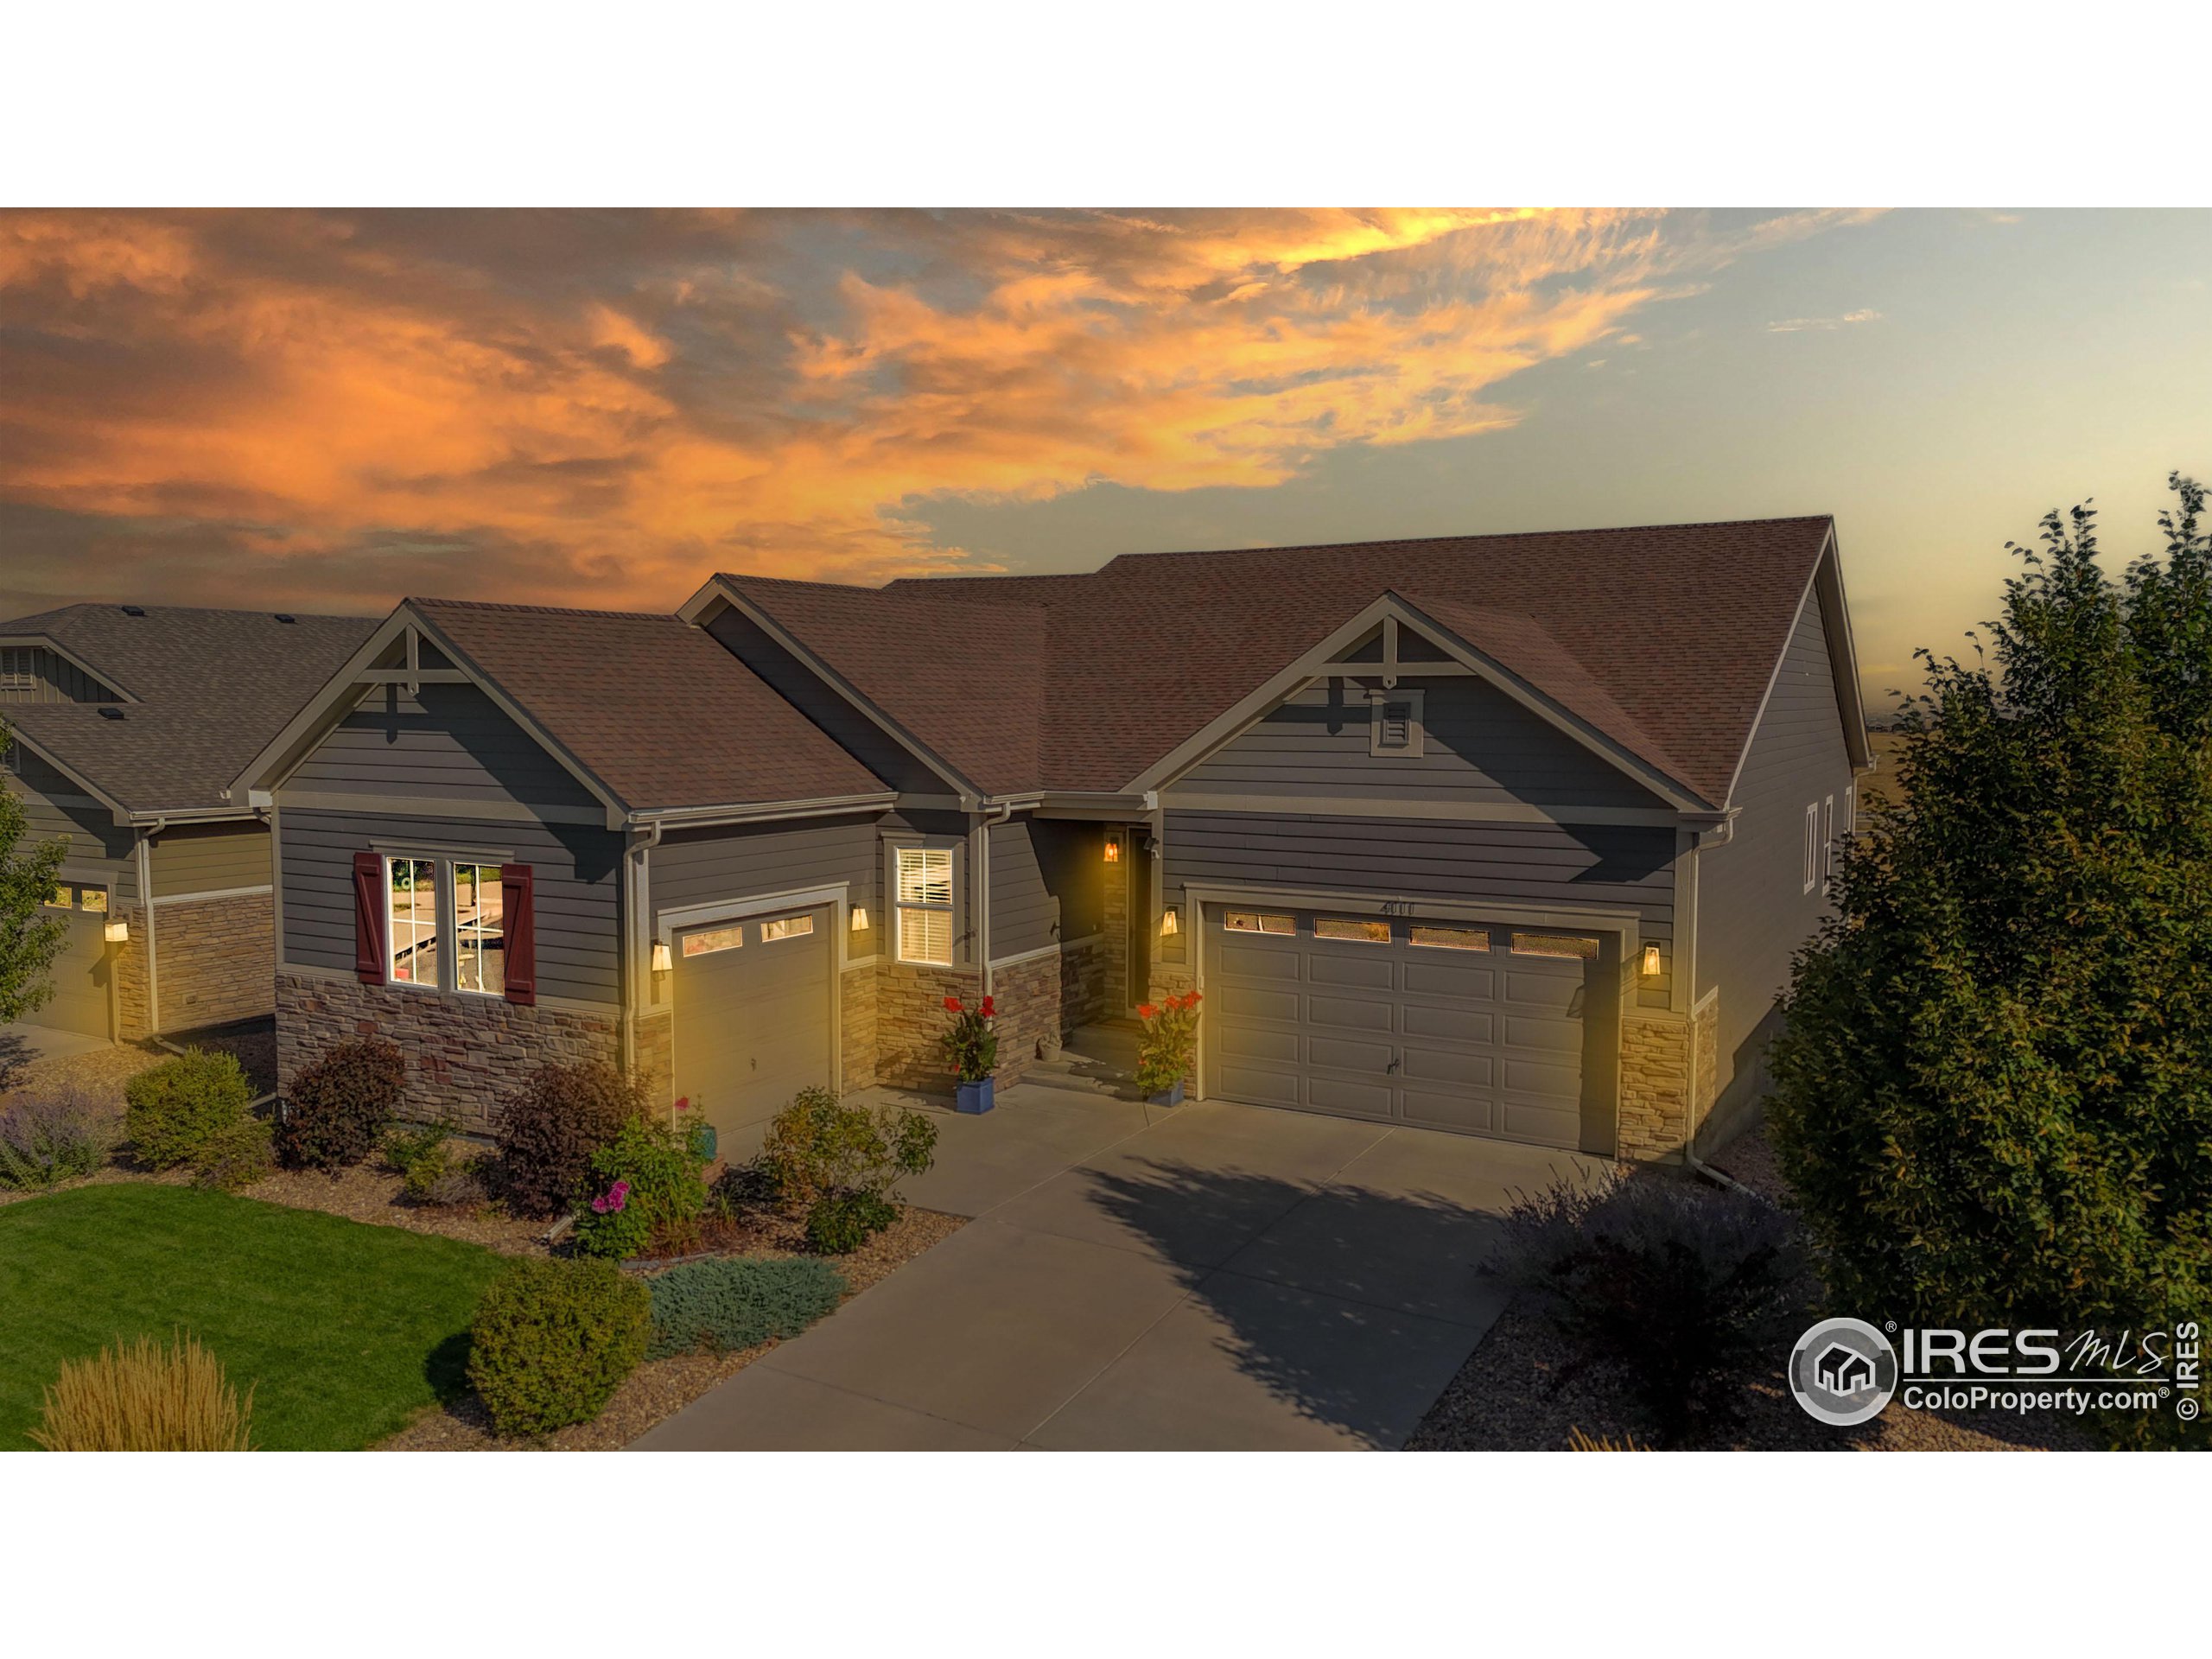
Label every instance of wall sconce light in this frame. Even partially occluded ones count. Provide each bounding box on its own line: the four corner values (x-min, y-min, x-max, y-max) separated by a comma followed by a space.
651, 940, 673, 974
1103, 836, 1121, 864
1641, 943, 1662, 977
850, 906, 869, 932
105, 918, 130, 945
1159, 907, 1179, 938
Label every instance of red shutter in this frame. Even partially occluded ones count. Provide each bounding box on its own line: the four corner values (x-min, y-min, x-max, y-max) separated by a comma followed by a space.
353, 853, 385, 983
501, 862, 536, 1005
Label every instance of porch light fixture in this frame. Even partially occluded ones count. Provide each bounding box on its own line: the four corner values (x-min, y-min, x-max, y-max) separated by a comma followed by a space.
651, 940, 673, 974
105, 918, 130, 944
1641, 943, 1662, 977
1159, 907, 1179, 938
849, 906, 869, 932
1103, 836, 1121, 864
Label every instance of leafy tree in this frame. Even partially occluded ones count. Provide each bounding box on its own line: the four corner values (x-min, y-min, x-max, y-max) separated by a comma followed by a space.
0, 720, 71, 1024
1770, 474, 2212, 1448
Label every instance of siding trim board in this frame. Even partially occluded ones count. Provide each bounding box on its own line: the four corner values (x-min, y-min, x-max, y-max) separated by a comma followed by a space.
1162, 791, 1682, 828
283, 790, 607, 827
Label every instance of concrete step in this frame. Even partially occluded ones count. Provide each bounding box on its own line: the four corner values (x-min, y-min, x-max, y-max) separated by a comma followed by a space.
1019, 1060, 1142, 1102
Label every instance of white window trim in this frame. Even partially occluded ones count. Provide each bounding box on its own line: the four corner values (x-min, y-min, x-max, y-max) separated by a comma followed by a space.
450, 860, 506, 999
1802, 804, 1819, 895
1843, 784, 1856, 836
1821, 795, 1836, 893
384, 855, 444, 993
381, 854, 510, 997
888, 839, 961, 968
1367, 687, 1426, 758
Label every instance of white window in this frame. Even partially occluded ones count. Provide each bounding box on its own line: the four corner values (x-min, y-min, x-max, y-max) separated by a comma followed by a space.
1410, 925, 1490, 951
894, 845, 955, 967
682, 923, 744, 957
1802, 804, 1819, 894
453, 862, 505, 996
1844, 785, 1856, 836
1315, 918, 1391, 944
386, 857, 440, 988
1821, 796, 1836, 893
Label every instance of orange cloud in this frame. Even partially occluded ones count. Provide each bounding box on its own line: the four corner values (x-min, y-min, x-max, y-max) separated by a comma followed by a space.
0, 208, 1863, 613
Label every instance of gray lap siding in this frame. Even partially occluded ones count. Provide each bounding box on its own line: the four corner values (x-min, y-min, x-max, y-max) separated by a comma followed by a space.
279, 808, 623, 1005
650, 813, 886, 954
988, 814, 1104, 962
1693, 585, 1858, 1124
287, 683, 602, 813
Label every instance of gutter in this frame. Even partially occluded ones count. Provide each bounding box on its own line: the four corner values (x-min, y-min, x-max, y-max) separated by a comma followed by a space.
621, 820, 665, 1080
136, 818, 167, 1039
622, 791, 897, 832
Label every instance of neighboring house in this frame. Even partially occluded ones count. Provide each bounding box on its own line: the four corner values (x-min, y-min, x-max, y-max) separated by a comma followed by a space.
235, 516, 1868, 1163
1, 605, 377, 1041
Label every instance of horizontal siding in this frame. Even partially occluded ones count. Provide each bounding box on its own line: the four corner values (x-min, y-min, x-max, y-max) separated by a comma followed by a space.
988, 815, 1104, 960
280, 807, 621, 1004
150, 821, 270, 897
1164, 808, 1675, 1002
1172, 675, 1662, 810
285, 682, 600, 811
1695, 584, 1858, 1104
5, 764, 137, 901
652, 813, 887, 958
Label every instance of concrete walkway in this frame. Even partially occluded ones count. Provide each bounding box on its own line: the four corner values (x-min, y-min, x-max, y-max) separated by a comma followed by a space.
636, 1084, 1606, 1451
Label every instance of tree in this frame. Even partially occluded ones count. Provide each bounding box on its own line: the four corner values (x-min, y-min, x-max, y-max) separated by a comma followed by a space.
1769, 474, 2212, 1448
1, 719, 72, 1023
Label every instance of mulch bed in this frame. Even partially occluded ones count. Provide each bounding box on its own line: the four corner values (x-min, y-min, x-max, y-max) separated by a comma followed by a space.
378, 1203, 966, 1451
1406, 1124, 2098, 1453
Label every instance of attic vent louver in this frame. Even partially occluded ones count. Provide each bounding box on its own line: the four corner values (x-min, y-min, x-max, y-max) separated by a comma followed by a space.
99, 706, 125, 721
120, 605, 146, 617
274, 613, 296, 624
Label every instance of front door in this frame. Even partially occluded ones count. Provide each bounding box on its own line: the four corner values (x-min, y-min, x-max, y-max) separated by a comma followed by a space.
671, 904, 835, 1160
1125, 832, 1153, 1014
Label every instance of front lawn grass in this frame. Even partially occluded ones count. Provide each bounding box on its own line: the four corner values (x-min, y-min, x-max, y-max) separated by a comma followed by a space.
0, 1184, 508, 1450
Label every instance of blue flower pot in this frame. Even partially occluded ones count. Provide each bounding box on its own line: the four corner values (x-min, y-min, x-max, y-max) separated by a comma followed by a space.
1148, 1079, 1185, 1109
696, 1123, 718, 1162
956, 1077, 996, 1115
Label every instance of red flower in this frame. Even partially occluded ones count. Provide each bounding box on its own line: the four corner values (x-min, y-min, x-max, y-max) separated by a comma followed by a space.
675, 1096, 691, 1111
1188, 991, 1203, 1005
980, 995, 996, 1017
1136, 1002, 1158, 1020
944, 995, 963, 1013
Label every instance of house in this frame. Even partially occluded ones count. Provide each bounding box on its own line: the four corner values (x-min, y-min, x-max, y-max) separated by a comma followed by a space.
2, 605, 377, 1042
233, 515, 1868, 1162
1815, 1342, 1876, 1395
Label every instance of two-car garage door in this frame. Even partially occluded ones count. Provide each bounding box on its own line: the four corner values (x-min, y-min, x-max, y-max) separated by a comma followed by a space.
1202, 904, 1596, 1149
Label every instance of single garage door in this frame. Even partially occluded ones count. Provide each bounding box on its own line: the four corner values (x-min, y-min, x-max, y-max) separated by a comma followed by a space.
1203, 904, 1593, 1148
671, 903, 834, 1156
28, 883, 115, 1039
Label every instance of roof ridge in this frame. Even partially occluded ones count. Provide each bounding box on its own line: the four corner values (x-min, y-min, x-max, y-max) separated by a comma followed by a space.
409, 597, 679, 623
1093, 514, 1834, 569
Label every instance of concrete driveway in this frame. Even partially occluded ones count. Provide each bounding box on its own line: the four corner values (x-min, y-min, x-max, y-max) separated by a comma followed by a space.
635, 1085, 1606, 1451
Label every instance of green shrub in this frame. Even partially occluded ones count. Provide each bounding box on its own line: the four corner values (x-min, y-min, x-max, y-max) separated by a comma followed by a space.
379, 1120, 457, 1198
192, 1116, 274, 1192
645, 1256, 849, 1359
1485, 1172, 1811, 1446
490, 1061, 642, 1219
804, 1187, 899, 1255
466, 1257, 652, 1439
275, 1039, 404, 1170
124, 1049, 251, 1172
572, 1113, 712, 1261
0, 1087, 112, 1190
1770, 479, 2212, 1450
758, 1086, 937, 1214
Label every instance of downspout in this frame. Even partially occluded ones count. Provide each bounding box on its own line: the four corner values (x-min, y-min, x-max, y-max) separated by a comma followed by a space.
621, 821, 664, 1079
1674, 820, 1766, 1204
977, 801, 1014, 995
136, 819, 167, 1039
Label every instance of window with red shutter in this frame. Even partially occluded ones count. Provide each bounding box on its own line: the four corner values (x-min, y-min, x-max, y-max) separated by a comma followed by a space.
353, 852, 385, 982
500, 863, 536, 1005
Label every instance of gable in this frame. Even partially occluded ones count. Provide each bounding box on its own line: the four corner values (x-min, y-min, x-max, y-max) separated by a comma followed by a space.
1166, 672, 1672, 816
282, 678, 605, 820
0, 644, 123, 705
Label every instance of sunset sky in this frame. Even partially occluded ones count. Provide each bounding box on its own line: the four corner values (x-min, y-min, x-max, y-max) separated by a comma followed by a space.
3, 207, 2208, 712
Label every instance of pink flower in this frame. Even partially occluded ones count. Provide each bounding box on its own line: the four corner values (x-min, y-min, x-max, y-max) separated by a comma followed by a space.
591, 1178, 631, 1215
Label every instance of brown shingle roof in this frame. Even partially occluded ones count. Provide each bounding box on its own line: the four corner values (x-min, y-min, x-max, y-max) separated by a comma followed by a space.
714, 577, 1046, 795
409, 599, 886, 813
880, 515, 1839, 806
1, 604, 377, 812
